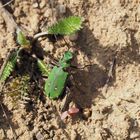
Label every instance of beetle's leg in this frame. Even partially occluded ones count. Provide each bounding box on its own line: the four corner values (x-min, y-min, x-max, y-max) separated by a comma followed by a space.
70, 64, 93, 70
44, 52, 60, 67
61, 87, 72, 112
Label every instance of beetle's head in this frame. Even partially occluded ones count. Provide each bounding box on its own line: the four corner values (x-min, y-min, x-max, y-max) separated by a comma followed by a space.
59, 51, 73, 68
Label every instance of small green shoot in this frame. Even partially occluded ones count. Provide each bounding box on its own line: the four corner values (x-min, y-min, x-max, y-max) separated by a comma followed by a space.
17, 29, 30, 46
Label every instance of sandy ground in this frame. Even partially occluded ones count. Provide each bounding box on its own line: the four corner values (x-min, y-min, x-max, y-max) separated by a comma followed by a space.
0, 0, 140, 140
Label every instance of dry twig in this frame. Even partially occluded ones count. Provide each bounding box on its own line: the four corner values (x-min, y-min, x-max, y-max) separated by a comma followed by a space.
0, 0, 14, 8
0, 1, 18, 32
103, 48, 120, 94
0, 103, 17, 140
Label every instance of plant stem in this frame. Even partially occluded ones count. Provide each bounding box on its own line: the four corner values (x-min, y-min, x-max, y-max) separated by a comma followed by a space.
33, 31, 49, 41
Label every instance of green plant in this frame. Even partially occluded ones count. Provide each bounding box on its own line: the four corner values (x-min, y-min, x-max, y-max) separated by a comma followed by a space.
0, 29, 30, 84
17, 29, 30, 46
0, 50, 18, 82
34, 16, 82, 40
47, 16, 82, 35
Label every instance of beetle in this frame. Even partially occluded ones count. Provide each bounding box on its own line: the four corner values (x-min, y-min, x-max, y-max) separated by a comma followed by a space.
44, 51, 73, 99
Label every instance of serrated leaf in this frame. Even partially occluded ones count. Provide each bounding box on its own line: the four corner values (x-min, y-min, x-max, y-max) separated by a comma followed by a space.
48, 16, 82, 35
0, 50, 18, 82
17, 30, 30, 46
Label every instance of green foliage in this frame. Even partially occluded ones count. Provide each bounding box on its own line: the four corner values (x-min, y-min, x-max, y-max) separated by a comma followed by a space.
44, 51, 73, 99
37, 59, 51, 76
17, 30, 30, 46
0, 51, 18, 82
48, 16, 82, 35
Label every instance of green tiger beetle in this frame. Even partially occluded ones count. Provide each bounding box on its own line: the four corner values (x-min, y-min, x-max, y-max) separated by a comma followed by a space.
44, 51, 73, 99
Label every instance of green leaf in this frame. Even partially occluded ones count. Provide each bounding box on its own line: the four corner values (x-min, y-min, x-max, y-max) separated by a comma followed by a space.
37, 59, 51, 76
0, 50, 18, 82
17, 30, 30, 46
48, 16, 82, 35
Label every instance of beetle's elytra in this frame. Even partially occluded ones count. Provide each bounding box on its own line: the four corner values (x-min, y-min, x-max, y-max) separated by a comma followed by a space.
44, 51, 73, 99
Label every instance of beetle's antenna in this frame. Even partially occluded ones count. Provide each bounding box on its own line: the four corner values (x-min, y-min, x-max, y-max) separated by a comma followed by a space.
70, 64, 93, 70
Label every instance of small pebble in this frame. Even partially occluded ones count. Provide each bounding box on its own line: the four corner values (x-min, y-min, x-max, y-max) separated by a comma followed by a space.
82, 108, 92, 119
33, 3, 38, 8
61, 111, 68, 120
47, 124, 53, 130
49, 130, 54, 138
33, 127, 38, 133
43, 113, 48, 119
38, 108, 44, 114
40, 1, 46, 8
44, 134, 49, 139
36, 132, 44, 140
68, 107, 79, 115
43, 124, 48, 131
44, 9, 52, 17
130, 131, 140, 139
